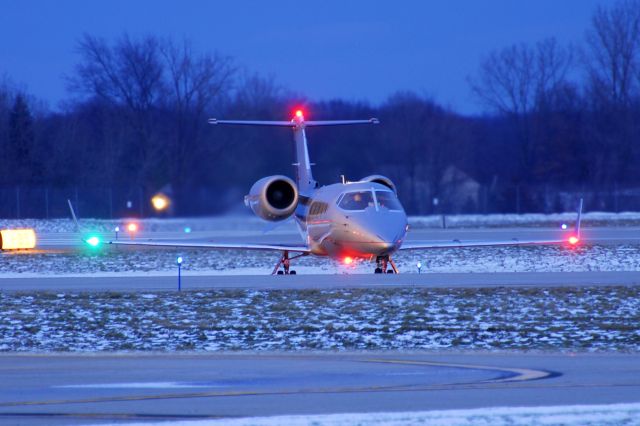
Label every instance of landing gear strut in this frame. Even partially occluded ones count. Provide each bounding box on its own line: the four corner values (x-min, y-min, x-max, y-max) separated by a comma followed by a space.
272, 250, 307, 275
375, 256, 399, 274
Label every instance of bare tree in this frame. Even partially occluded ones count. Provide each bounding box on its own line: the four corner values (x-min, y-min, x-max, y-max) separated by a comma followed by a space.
469, 38, 573, 186
470, 38, 572, 115
380, 92, 457, 213
69, 34, 165, 186
584, 0, 640, 107
159, 39, 235, 204
535, 38, 574, 110
470, 43, 536, 116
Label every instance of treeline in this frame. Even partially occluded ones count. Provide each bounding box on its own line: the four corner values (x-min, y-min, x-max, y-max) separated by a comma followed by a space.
1, 0, 640, 216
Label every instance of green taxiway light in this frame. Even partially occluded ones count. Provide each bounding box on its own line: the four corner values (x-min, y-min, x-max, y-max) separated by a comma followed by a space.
86, 236, 101, 247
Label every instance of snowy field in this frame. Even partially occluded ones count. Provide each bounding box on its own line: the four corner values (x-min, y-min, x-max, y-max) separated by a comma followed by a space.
2, 211, 640, 233
1, 287, 638, 352
1, 243, 639, 276
112, 403, 640, 426
0, 213, 638, 276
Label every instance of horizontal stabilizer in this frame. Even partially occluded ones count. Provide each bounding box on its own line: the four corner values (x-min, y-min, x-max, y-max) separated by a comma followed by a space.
208, 118, 379, 127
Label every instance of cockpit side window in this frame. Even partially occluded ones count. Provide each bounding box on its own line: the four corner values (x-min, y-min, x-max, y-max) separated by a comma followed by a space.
375, 191, 403, 211
338, 191, 374, 211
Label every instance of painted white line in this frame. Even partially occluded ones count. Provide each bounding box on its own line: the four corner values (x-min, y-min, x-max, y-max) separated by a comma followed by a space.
55, 382, 223, 389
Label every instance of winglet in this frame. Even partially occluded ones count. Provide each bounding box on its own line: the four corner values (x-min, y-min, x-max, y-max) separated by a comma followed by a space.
67, 199, 81, 233
574, 198, 583, 238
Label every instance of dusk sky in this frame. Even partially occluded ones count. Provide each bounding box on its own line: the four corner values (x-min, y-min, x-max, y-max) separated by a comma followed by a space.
1, 0, 603, 115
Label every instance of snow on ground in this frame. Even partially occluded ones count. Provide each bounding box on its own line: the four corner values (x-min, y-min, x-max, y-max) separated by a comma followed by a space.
2, 211, 640, 234
411, 211, 640, 228
98, 403, 640, 426
1, 243, 638, 276
2, 287, 638, 352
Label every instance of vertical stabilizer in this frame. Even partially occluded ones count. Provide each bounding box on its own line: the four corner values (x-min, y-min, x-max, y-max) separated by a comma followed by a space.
291, 111, 316, 194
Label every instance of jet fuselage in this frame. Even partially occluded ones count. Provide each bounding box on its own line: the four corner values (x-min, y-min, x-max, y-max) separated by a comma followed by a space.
295, 181, 408, 260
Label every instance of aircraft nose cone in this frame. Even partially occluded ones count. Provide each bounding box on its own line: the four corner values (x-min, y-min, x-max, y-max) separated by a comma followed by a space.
333, 208, 407, 257
374, 224, 404, 250
362, 211, 407, 253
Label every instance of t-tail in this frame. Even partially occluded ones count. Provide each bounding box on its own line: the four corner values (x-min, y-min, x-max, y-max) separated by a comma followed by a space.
208, 110, 379, 194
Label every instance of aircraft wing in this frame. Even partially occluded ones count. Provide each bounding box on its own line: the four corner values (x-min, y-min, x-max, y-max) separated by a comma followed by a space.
108, 240, 311, 253
400, 238, 567, 250
402, 199, 583, 250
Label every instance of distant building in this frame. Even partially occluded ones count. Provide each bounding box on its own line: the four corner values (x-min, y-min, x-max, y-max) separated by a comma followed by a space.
440, 165, 480, 213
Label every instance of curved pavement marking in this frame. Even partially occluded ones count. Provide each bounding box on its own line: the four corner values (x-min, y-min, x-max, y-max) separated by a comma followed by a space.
360, 358, 554, 383
0, 358, 554, 409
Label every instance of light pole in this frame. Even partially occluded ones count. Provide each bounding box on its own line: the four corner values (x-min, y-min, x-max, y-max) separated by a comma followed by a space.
417, 261, 422, 274
114, 226, 120, 240
177, 256, 183, 291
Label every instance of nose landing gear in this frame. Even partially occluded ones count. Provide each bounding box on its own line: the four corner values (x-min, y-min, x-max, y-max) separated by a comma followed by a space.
375, 256, 399, 274
272, 250, 307, 275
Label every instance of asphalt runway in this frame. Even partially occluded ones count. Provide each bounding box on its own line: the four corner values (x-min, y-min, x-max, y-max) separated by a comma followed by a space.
1, 271, 639, 292
0, 352, 638, 425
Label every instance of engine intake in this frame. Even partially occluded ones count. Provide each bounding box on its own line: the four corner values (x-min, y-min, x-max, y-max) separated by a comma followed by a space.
360, 175, 397, 194
245, 175, 299, 221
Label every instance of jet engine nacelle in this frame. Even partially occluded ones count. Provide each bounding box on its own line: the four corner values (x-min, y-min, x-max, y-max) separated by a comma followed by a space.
245, 175, 299, 221
360, 175, 397, 194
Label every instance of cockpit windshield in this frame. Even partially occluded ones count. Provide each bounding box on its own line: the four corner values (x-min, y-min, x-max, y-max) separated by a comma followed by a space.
375, 191, 403, 211
338, 191, 375, 210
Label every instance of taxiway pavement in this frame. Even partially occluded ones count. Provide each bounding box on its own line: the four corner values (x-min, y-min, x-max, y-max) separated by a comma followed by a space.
0, 352, 638, 425
0, 271, 639, 292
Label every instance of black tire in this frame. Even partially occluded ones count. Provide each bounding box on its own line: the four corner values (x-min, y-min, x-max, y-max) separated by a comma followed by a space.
386, 269, 394, 274
290, 270, 297, 275
374, 268, 383, 274
277, 270, 284, 275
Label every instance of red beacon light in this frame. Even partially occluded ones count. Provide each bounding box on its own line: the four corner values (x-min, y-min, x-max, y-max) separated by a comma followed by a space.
294, 109, 304, 119
343, 256, 354, 265
568, 235, 579, 246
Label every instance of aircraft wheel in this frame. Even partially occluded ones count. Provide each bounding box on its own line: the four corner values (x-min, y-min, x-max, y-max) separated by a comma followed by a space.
374, 268, 383, 274
386, 269, 394, 274
277, 270, 284, 275
290, 270, 297, 275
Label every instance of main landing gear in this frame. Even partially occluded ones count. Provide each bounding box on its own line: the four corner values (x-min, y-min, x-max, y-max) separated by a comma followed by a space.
272, 250, 308, 275
374, 255, 399, 274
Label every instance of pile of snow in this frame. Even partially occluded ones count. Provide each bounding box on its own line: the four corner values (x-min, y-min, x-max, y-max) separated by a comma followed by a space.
102, 403, 640, 426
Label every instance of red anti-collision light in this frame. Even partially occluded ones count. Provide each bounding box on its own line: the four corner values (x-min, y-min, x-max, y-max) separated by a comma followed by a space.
343, 256, 353, 265
568, 236, 579, 245
295, 109, 304, 118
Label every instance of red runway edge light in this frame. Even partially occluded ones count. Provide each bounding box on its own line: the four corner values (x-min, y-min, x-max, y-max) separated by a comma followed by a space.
0, 229, 37, 250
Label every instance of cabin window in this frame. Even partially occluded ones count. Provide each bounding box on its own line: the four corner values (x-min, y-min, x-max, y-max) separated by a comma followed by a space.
375, 191, 403, 211
338, 191, 374, 210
